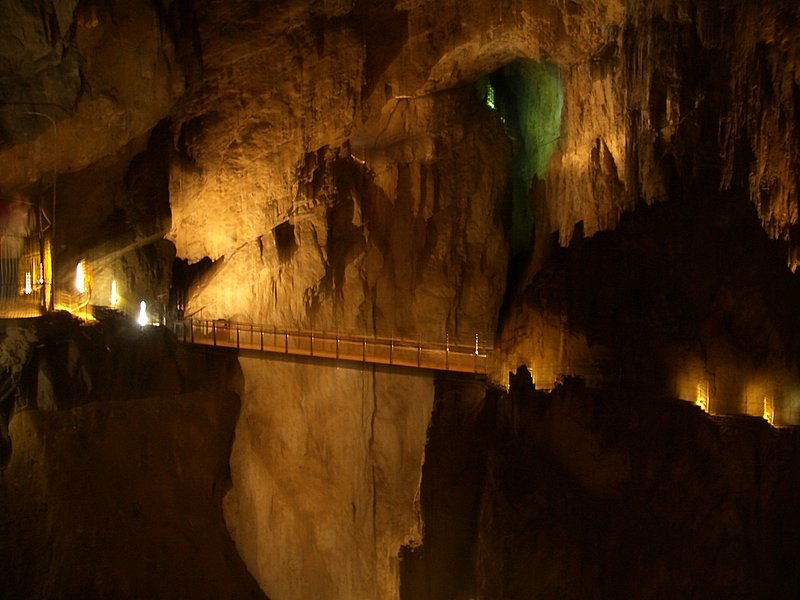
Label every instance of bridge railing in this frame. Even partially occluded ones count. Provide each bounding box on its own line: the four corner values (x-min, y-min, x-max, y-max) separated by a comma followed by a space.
172, 318, 491, 374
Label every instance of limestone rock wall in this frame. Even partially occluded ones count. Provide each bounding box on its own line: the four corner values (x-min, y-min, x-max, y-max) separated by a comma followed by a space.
500, 196, 800, 423
402, 376, 800, 599
186, 96, 510, 342
0, 320, 264, 598
498, 0, 800, 419
0, 0, 185, 192
0, 2, 799, 598
529, 0, 800, 268
223, 356, 434, 600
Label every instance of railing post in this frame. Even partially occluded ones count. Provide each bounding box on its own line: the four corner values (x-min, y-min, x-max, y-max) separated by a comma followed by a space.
362, 336, 366, 362
417, 341, 421, 368
474, 331, 479, 373
336, 334, 340, 359
445, 332, 449, 371
190, 318, 194, 344
260, 328, 264, 351
250, 324, 253, 346
285, 330, 288, 353
310, 330, 313, 356
213, 321, 217, 346
236, 326, 240, 349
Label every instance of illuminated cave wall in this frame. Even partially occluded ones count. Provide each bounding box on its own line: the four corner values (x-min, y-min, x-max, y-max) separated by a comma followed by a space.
0, 1, 799, 599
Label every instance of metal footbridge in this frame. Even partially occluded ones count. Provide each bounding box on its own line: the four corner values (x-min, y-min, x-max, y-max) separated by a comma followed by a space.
172, 319, 491, 374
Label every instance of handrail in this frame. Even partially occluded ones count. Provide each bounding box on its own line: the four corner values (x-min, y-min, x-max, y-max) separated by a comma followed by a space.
172, 318, 491, 375
169, 319, 800, 426
181, 318, 487, 355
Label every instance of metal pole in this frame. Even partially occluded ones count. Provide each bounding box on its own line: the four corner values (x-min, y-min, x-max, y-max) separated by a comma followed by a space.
445, 332, 449, 371
362, 337, 366, 362
260, 328, 264, 351
336, 335, 340, 359
474, 331, 479, 373
285, 330, 288, 353
236, 326, 240, 349
213, 321, 216, 346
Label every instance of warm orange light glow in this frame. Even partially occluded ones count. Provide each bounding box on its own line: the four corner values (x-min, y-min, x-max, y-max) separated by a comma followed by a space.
110, 280, 118, 307
763, 396, 774, 425
23, 272, 32, 295
76, 261, 86, 294
696, 381, 709, 412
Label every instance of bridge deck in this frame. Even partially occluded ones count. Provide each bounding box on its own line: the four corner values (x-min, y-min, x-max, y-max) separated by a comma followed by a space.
173, 320, 490, 374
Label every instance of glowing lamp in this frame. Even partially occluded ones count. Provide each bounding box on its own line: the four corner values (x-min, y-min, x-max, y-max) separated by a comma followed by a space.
695, 382, 709, 412
24, 272, 32, 295
76, 261, 86, 294
110, 280, 118, 307
763, 396, 774, 425
137, 300, 148, 326
486, 83, 496, 110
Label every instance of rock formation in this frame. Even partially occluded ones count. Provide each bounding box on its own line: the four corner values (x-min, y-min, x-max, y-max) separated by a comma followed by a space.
0, 317, 264, 598
0, 0, 799, 598
403, 375, 800, 599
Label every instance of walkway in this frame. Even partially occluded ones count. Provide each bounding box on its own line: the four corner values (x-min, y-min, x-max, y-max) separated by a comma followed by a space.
172, 319, 491, 374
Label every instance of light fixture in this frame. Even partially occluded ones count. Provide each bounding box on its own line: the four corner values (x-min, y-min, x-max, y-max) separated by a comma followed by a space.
763, 396, 774, 425
137, 300, 148, 326
24, 272, 32, 295
76, 261, 86, 294
695, 381, 709, 412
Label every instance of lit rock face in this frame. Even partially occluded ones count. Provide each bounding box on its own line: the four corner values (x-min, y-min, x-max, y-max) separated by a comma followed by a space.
223, 356, 433, 600
498, 0, 800, 421
172, 0, 629, 341
0, 1, 798, 598
162, 3, 800, 596
539, 1, 800, 259
186, 101, 510, 342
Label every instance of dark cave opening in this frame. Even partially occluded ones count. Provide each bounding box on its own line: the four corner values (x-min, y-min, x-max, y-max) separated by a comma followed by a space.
477, 60, 563, 259
273, 220, 298, 264
478, 60, 563, 338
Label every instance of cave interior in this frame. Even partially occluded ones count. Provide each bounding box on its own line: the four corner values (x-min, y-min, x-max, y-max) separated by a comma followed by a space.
0, 1, 799, 598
